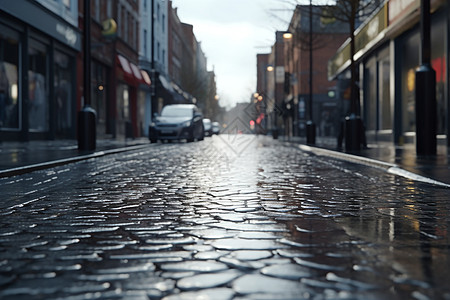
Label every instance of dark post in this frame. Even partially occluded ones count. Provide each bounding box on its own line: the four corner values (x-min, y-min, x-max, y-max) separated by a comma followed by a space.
78, 0, 96, 151
415, 0, 436, 155
272, 33, 278, 140
306, 0, 316, 144
151, 0, 156, 101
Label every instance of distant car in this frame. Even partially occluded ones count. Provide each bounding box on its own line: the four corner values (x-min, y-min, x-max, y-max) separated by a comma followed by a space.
212, 122, 220, 135
149, 104, 204, 143
203, 118, 213, 136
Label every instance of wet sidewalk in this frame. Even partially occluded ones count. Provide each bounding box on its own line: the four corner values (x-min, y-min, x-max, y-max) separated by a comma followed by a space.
1, 135, 449, 185
281, 136, 450, 186
0, 138, 150, 178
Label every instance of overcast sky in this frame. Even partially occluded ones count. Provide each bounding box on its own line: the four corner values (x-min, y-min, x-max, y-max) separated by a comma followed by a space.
170, 0, 295, 109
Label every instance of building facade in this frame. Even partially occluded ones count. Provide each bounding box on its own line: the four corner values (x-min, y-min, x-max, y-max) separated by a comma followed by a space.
0, 0, 81, 141
329, 0, 449, 147
139, 0, 168, 136
257, 5, 348, 139
0, 0, 217, 142
284, 5, 348, 138
81, 0, 151, 140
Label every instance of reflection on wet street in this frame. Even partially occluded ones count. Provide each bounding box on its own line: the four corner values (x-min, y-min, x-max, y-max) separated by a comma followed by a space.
0, 135, 449, 299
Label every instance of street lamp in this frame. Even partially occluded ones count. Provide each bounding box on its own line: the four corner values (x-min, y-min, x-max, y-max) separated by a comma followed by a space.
283, 32, 293, 40
306, 0, 316, 145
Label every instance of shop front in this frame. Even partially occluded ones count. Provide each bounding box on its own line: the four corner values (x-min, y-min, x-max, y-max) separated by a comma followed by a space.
115, 54, 151, 139
329, 0, 449, 147
0, 1, 80, 141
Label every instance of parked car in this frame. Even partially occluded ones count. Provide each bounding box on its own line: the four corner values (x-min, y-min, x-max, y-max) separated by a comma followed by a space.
149, 104, 204, 143
212, 122, 220, 135
202, 118, 213, 136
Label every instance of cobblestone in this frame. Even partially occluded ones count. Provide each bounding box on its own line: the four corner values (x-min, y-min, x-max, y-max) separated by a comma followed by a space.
0, 135, 449, 299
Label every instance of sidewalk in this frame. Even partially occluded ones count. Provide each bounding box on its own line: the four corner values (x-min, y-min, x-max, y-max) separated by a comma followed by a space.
285, 136, 450, 186
1, 136, 449, 186
0, 138, 150, 178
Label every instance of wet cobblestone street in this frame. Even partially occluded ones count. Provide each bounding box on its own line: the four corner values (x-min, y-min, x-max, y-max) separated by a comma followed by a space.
1, 135, 449, 300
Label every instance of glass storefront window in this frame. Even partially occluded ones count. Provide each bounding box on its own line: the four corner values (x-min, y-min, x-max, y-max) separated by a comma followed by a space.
0, 25, 20, 130
116, 83, 130, 137
54, 51, 73, 136
400, 15, 446, 137
401, 31, 419, 134
92, 61, 107, 135
379, 49, 391, 130
365, 57, 377, 131
28, 40, 48, 132
431, 17, 446, 135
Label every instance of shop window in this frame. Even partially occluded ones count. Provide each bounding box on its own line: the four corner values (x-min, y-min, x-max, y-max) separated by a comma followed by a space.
0, 26, 20, 130
54, 51, 73, 136
91, 61, 107, 134
379, 50, 391, 130
401, 31, 419, 134
365, 57, 377, 131
28, 40, 49, 132
431, 17, 446, 135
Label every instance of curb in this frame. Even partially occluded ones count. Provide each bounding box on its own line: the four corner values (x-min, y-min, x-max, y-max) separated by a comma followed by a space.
0, 144, 150, 178
296, 144, 450, 188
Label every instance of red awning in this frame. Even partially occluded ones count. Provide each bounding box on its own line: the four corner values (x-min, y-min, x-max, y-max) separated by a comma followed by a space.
130, 63, 151, 87
140, 69, 152, 86
116, 54, 136, 86
116, 54, 151, 87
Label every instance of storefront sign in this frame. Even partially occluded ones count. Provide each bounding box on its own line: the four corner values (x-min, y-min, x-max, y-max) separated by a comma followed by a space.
328, 4, 387, 79
56, 23, 78, 48
389, 0, 418, 26
1, 1, 81, 51
275, 66, 285, 84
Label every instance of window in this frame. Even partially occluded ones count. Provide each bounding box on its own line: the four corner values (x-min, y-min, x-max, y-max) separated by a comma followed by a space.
157, 42, 160, 60
401, 31, 419, 134
94, 0, 100, 22
144, 29, 148, 57
0, 25, 20, 130
162, 14, 165, 33
378, 50, 391, 130
157, 3, 160, 21
106, 1, 112, 18
63, 0, 71, 9
28, 39, 49, 132
54, 51, 73, 135
124, 11, 129, 42
118, 5, 122, 37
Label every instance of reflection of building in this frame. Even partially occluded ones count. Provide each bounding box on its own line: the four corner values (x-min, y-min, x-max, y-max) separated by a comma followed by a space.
329, 0, 449, 147
0, 0, 81, 140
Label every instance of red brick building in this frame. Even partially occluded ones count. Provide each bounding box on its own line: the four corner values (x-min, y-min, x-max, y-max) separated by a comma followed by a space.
284, 5, 348, 137
78, 0, 149, 140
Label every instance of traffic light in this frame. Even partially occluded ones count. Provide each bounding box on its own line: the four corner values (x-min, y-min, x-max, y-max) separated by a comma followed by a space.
249, 120, 255, 130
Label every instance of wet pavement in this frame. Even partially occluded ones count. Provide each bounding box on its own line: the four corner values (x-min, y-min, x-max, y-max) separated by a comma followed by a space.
0, 135, 450, 299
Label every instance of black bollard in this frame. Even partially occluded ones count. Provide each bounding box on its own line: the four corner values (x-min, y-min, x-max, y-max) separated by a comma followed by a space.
306, 120, 315, 145
344, 113, 361, 152
78, 105, 96, 151
415, 64, 436, 155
